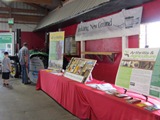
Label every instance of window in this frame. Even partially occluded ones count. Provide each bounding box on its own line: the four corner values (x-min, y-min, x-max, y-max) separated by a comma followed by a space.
140, 21, 160, 48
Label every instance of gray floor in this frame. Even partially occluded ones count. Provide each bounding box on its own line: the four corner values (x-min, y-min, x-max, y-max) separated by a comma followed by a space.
0, 77, 79, 120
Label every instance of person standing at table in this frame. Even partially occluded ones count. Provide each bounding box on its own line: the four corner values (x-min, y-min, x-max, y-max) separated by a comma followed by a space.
18, 42, 31, 84
2, 52, 11, 86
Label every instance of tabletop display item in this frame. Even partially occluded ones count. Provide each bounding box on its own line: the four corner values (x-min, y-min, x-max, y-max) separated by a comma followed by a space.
64, 57, 96, 83
116, 48, 160, 99
126, 98, 141, 104
115, 93, 128, 98
144, 105, 160, 111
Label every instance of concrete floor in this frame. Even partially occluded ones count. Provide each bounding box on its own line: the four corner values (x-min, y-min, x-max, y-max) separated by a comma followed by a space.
0, 77, 79, 120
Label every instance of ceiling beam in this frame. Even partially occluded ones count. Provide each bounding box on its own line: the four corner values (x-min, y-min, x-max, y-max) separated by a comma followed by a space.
0, 0, 10, 7
0, 13, 42, 23
0, 20, 37, 24
26, 3, 49, 13
3, 0, 52, 5
12, 14, 42, 23
0, 7, 46, 14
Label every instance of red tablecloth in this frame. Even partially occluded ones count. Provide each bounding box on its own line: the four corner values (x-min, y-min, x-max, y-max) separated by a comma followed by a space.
36, 70, 160, 120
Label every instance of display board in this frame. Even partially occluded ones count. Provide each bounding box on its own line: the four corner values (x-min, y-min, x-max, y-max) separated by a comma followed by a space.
115, 48, 160, 98
48, 31, 64, 71
28, 57, 44, 83
0, 32, 14, 61
64, 57, 97, 83
64, 36, 78, 55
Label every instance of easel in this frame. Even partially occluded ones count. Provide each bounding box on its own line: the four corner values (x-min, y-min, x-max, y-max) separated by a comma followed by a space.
123, 88, 148, 101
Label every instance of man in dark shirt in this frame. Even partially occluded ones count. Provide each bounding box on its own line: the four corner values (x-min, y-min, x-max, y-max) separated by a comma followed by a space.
18, 42, 30, 84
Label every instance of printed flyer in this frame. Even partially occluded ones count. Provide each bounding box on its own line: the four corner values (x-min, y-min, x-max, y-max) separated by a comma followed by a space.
48, 31, 64, 71
115, 48, 160, 98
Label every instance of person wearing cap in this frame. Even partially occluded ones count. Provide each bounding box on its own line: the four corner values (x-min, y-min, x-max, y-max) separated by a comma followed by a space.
2, 52, 11, 86
18, 42, 30, 84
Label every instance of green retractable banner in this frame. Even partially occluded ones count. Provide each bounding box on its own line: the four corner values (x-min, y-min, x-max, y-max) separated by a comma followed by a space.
0, 33, 14, 61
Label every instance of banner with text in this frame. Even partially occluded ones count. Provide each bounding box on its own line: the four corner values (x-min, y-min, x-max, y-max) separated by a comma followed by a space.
115, 48, 160, 98
0, 32, 14, 61
75, 7, 143, 41
48, 31, 64, 71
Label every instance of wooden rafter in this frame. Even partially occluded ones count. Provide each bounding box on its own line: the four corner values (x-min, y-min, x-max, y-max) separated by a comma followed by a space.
3, 0, 52, 5
0, 13, 42, 23
0, 7, 46, 14
0, 20, 37, 24
0, 0, 10, 7
26, 3, 49, 13
0, 0, 54, 24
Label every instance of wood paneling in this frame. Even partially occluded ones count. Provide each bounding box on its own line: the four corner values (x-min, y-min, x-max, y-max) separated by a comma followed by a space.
4, 0, 52, 5
0, 7, 45, 14
0, 13, 42, 23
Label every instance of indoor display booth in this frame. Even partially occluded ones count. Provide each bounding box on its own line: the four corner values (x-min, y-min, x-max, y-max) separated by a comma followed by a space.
36, 0, 160, 120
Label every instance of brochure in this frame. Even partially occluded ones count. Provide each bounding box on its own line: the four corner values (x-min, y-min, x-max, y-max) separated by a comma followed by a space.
144, 104, 160, 111
126, 98, 141, 104
124, 96, 133, 100
136, 103, 147, 107
115, 93, 128, 98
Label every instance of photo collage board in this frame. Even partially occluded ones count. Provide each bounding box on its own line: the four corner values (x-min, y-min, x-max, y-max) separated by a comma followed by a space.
64, 57, 97, 83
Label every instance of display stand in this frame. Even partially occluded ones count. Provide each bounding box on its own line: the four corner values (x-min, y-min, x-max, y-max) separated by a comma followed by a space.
123, 89, 148, 101
142, 94, 148, 102
116, 48, 160, 100
123, 88, 127, 94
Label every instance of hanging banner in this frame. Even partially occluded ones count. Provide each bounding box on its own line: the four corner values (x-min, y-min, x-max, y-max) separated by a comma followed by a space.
48, 31, 64, 71
75, 7, 143, 41
0, 32, 14, 61
115, 48, 160, 98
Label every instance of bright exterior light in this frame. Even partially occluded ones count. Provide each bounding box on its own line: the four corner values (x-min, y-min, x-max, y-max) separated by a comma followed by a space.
140, 21, 160, 48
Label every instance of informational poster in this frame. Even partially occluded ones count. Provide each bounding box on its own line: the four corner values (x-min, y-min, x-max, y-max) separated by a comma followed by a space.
28, 57, 44, 83
0, 32, 14, 61
115, 48, 160, 98
64, 36, 77, 55
76, 7, 142, 41
48, 31, 64, 71
64, 57, 97, 83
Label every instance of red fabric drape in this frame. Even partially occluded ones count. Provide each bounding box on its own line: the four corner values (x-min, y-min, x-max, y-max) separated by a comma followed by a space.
36, 70, 160, 120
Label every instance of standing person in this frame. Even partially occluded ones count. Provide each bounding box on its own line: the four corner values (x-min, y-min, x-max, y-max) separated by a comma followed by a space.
18, 42, 30, 84
2, 52, 11, 86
